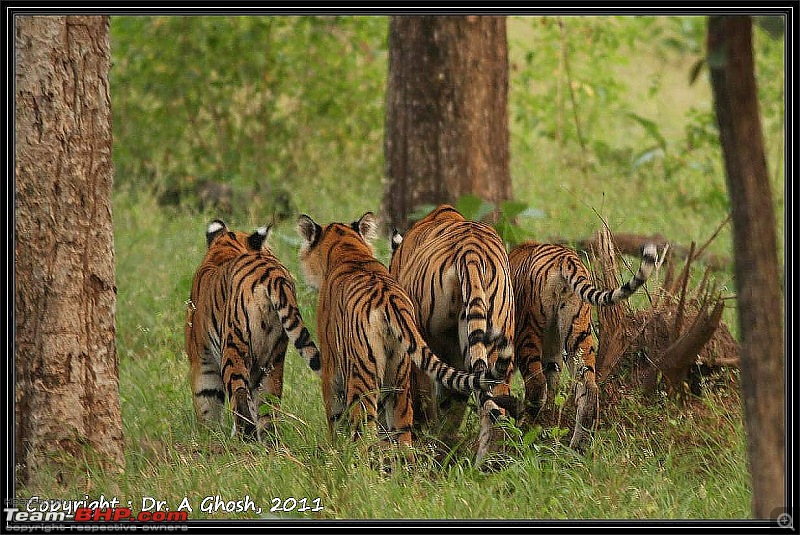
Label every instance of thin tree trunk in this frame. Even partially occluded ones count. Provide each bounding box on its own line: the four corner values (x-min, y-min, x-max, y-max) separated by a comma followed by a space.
15, 15, 123, 484
707, 15, 784, 519
383, 15, 511, 230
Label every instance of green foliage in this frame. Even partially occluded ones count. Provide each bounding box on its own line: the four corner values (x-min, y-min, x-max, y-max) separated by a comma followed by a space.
111, 16, 388, 219
511, 16, 723, 180
492, 199, 542, 247
408, 194, 544, 249
508, 15, 783, 295
455, 193, 496, 222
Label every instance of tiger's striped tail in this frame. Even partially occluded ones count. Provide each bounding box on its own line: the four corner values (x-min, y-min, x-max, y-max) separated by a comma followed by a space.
454, 252, 514, 381
456, 251, 490, 371
567, 243, 660, 306
391, 305, 501, 395
268, 276, 322, 376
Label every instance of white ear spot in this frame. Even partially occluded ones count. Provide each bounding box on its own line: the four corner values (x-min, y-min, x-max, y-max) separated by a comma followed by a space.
391, 231, 403, 247
256, 225, 272, 241
207, 220, 225, 235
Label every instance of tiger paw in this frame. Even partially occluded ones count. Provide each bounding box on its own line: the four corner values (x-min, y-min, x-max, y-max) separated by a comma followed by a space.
544, 362, 561, 393
569, 381, 598, 452
480, 397, 512, 425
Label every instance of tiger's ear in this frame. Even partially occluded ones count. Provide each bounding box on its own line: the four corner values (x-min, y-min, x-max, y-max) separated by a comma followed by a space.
390, 228, 403, 253
297, 214, 321, 247
354, 212, 379, 244
248, 225, 272, 251
206, 219, 227, 247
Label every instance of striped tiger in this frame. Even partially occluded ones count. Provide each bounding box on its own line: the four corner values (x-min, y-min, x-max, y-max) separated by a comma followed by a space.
508, 240, 659, 450
388, 204, 516, 463
185, 220, 321, 440
296, 211, 506, 453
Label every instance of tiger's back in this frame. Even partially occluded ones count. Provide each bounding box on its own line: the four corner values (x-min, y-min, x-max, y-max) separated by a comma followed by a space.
509, 240, 658, 449
389, 204, 515, 462
297, 212, 501, 451
186, 220, 321, 440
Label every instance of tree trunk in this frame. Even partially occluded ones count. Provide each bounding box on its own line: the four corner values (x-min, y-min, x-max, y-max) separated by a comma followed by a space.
707, 16, 784, 520
15, 15, 123, 484
383, 15, 511, 230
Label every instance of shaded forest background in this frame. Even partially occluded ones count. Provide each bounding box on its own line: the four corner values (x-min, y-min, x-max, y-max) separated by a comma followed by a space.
110, 16, 784, 264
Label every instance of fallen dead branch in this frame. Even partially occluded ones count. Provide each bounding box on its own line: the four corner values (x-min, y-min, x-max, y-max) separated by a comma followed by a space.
589, 225, 740, 404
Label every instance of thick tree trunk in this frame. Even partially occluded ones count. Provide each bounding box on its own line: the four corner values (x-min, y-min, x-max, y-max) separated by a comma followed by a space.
15, 15, 123, 484
707, 16, 784, 519
383, 15, 511, 230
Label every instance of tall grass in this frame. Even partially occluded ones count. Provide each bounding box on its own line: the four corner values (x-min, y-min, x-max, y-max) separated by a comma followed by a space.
14, 191, 751, 521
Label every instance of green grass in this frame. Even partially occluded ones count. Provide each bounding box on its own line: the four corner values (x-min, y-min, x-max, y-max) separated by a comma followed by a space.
16, 15, 780, 521
15, 192, 751, 521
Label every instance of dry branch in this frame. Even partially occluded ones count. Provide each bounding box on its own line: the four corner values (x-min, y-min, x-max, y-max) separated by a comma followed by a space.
637, 298, 726, 398
590, 227, 739, 402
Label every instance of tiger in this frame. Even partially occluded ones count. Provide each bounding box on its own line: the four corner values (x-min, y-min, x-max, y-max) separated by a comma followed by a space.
508, 240, 659, 450
185, 219, 322, 441
296, 211, 508, 456
388, 204, 516, 463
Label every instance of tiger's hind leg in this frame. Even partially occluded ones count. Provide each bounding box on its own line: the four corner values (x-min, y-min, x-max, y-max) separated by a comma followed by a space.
475, 373, 514, 468
521, 296, 575, 434
561, 303, 599, 452
322, 365, 347, 442
189, 343, 226, 429
436, 387, 470, 441
539, 314, 565, 426
381, 353, 413, 447
410, 364, 438, 433
378, 353, 415, 466
187, 303, 225, 428
222, 320, 259, 440
514, 320, 549, 427
476, 402, 512, 470
568, 356, 598, 452
347, 384, 380, 445
253, 335, 288, 442
230, 387, 258, 440
425, 323, 469, 442
571, 372, 598, 453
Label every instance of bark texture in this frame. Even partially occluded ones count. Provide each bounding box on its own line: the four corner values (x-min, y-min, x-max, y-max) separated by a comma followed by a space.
383, 15, 511, 230
707, 15, 785, 519
15, 15, 123, 484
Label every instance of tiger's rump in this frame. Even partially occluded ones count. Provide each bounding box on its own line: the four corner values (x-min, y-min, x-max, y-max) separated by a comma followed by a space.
509, 240, 658, 450
390, 206, 515, 379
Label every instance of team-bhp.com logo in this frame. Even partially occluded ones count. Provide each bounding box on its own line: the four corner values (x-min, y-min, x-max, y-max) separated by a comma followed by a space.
5, 507, 187, 522
5, 496, 188, 529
